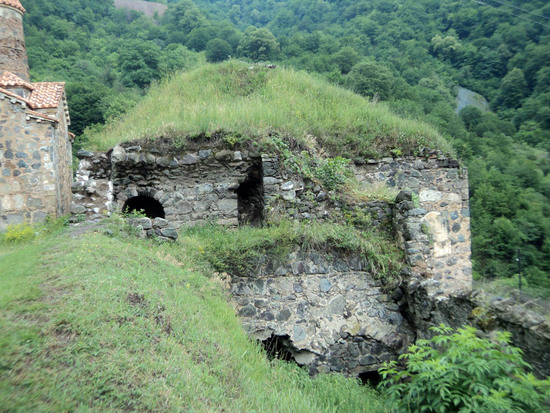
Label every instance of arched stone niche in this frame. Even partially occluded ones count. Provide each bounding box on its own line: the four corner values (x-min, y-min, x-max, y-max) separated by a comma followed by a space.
123, 195, 165, 219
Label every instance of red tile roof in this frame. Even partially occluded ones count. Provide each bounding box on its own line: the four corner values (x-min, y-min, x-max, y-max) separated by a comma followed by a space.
0, 0, 25, 13
0, 71, 34, 90
28, 82, 66, 109
0, 71, 65, 109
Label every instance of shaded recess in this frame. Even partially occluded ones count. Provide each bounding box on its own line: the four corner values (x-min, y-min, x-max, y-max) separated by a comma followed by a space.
359, 370, 382, 387
237, 161, 264, 226
123, 196, 165, 219
262, 334, 295, 362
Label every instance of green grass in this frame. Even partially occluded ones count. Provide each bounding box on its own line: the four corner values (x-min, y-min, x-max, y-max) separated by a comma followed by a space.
174, 220, 403, 278
86, 61, 453, 159
0, 226, 388, 412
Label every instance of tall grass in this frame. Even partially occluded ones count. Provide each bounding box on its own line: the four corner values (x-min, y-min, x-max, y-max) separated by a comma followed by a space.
87, 61, 453, 158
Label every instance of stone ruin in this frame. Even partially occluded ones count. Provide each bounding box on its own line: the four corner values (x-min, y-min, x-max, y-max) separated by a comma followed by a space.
70, 140, 550, 379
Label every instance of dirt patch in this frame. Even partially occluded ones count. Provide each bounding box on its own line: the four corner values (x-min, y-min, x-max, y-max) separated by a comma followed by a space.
127, 292, 148, 308
53, 320, 79, 345
126, 293, 173, 336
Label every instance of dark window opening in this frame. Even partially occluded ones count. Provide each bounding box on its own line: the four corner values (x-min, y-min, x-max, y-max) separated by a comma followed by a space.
237, 162, 264, 226
261, 334, 295, 362
359, 370, 382, 388
123, 196, 165, 219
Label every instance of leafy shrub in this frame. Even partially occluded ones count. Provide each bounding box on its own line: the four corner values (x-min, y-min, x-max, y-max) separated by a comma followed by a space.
379, 325, 550, 413
3, 223, 36, 243
265, 136, 352, 191
314, 157, 353, 191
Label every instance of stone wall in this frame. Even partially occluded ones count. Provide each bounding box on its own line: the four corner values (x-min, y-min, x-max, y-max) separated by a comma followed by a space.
403, 278, 550, 379
262, 154, 393, 229
354, 156, 472, 294
109, 143, 265, 227
52, 103, 72, 217
71, 150, 113, 220
72, 146, 395, 230
71, 147, 471, 295
231, 249, 414, 375
0, 5, 29, 82
0, 96, 60, 230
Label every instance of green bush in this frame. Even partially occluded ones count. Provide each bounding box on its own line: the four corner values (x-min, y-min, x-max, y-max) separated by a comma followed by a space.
2, 223, 36, 243
379, 325, 550, 412
314, 157, 353, 191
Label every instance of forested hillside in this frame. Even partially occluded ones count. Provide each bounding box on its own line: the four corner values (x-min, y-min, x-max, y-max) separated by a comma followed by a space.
22, 0, 550, 294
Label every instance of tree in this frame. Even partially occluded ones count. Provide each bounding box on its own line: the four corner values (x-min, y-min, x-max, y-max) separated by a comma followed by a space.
380, 325, 550, 413
166, 0, 205, 35
237, 27, 280, 62
66, 82, 110, 136
159, 44, 199, 75
494, 68, 528, 109
459, 106, 483, 132
333, 46, 360, 74
118, 40, 161, 88
205, 39, 232, 63
431, 33, 462, 62
345, 60, 395, 100
186, 26, 215, 52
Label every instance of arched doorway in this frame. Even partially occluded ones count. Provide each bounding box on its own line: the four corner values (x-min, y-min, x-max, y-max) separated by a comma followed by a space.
123, 196, 165, 219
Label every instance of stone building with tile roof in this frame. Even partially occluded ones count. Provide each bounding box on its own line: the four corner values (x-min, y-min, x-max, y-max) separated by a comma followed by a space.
0, 0, 73, 230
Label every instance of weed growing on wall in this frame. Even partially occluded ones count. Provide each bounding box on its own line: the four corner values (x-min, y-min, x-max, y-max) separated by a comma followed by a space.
379, 325, 550, 413
264, 135, 353, 191
177, 221, 403, 278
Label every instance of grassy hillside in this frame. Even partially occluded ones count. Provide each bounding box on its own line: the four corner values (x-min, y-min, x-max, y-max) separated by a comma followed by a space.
0, 221, 387, 412
86, 61, 452, 159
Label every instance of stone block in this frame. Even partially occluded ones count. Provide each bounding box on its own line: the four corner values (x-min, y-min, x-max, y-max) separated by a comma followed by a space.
281, 191, 296, 201
281, 181, 294, 191
320, 278, 332, 292
160, 227, 178, 240
419, 189, 442, 202
199, 150, 211, 160
218, 199, 236, 212
4, 213, 23, 224
215, 150, 233, 161
263, 177, 282, 185
181, 154, 198, 165
32, 211, 48, 222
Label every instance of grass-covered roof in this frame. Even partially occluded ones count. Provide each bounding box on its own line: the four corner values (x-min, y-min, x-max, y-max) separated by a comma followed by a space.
87, 61, 452, 158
